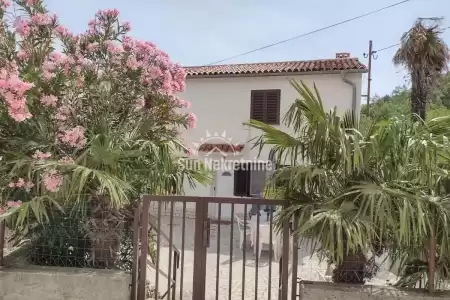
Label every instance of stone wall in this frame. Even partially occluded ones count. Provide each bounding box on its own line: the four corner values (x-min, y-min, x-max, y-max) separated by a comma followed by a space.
0, 266, 130, 300
300, 281, 450, 300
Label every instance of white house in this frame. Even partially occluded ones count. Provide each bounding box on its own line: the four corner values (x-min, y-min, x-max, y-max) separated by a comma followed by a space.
178, 53, 367, 220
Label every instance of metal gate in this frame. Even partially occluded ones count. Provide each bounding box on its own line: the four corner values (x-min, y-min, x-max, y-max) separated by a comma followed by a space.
131, 195, 299, 300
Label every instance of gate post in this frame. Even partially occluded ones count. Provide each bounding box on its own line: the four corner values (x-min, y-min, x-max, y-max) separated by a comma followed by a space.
130, 204, 141, 300
138, 199, 150, 300
192, 199, 208, 300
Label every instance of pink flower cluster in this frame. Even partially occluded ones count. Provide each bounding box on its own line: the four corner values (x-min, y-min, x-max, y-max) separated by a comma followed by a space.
31, 13, 53, 26
135, 98, 145, 110
54, 25, 73, 39
42, 169, 62, 192
58, 156, 74, 164
104, 40, 123, 55
8, 178, 34, 191
14, 18, 31, 37
187, 112, 197, 129
59, 126, 86, 148
6, 200, 22, 208
17, 50, 29, 61
32, 150, 51, 160
0, 66, 33, 122
55, 105, 71, 122
96, 9, 120, 18
40, 94, 58, 107
176, 98, 191, 108
0, 0, 10, 9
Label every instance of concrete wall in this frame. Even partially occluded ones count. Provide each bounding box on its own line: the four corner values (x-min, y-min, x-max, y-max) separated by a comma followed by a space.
0, 266, 130, 300
300, 281, 450, 300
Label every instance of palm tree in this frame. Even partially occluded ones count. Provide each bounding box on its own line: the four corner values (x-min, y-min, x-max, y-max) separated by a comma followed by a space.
247, 80, 450, 287
393, 18, 449, 120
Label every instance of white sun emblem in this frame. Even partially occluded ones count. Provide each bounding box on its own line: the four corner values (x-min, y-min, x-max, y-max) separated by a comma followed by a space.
191, 130, 242, 157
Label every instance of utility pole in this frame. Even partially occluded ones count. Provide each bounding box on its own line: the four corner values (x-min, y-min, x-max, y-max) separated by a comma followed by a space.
364, 40, 377, 116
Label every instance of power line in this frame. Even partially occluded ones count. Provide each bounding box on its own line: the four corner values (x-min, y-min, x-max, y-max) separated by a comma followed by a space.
206, 0, 414, 66
373, 25, 450, 54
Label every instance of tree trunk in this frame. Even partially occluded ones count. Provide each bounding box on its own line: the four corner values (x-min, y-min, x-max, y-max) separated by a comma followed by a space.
411, 70, 429, 120
332, 250, 368, 284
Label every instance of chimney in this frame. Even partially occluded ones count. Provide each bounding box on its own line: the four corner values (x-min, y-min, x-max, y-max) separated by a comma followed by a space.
336, 52, 351, 59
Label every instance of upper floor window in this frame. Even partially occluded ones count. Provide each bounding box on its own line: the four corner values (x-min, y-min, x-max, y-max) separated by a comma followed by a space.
250, 89, 281, 125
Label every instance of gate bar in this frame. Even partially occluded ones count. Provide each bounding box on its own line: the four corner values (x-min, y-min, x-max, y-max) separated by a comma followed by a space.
167, 202, 174, 300
130, 205, 140, 300
215, 203, 222, 300
241, 204, 247, 300
255, 205, 260, 300
228, 204, 235, 300
138, 199, 150, 300
180, 202, 186, 300
291, 215, 299, 300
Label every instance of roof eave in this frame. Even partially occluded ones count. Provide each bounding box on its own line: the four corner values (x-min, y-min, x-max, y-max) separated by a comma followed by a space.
186, 69, 368, 79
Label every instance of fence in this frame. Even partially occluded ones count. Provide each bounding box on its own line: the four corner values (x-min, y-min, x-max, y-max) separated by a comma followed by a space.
0, 206, 136, 271
0, 198, 447, 300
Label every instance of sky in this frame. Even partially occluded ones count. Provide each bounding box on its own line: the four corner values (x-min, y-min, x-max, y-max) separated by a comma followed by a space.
44, 0, 450, 98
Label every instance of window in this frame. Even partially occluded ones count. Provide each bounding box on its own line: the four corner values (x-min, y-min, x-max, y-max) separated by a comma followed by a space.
233, 163, 267, 197
250, 89, 281, 125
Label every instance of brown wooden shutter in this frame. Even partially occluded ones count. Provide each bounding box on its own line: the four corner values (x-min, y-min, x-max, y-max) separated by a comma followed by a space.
265, 90, 280, 125
250, 90, 265, 122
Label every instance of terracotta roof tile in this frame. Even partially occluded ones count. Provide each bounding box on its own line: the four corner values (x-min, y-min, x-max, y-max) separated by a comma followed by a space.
198, 143, 244, 153
185, 58, 367, 77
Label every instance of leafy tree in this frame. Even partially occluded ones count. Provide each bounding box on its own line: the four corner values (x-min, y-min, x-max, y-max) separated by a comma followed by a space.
393, 18, 449, 120
248, 80, 450, 288
0, 0, 210, 267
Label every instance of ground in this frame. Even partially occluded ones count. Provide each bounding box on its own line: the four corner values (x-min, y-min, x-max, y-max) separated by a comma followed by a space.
147, 214, 397, 300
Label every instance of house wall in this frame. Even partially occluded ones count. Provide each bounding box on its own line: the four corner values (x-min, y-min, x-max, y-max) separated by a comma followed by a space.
300, 281, 450, 300
0, 266, 130, 300
179, 72, 363, 219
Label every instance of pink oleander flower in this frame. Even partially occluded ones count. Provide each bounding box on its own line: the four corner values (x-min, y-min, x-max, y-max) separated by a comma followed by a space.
126, 56, 140, 70
40, 95, 58, 107
17, 50, 28, 61
59, 126, 86, 148
43, 169, 62, 193
7, 200, 21, 208
187, 112, 197, 129
16, 178, 25, 188
0, 0, 11, 8
14, 18, 31, 37
58, 156, 74, 164
122, 21, 131, 31
32, 150, 51, 160
24, 181, 34, 192
104, 40, 123, 55
8, 182, 15, 188
31, 13, 52, 26
135, 98, 145, 110
0, 67, 33, 122
86, 42, 99, 53
184, 100, 191, 109
0, 206, 5, 215
54, 25, 72, 38
97, 9, 119, 18
55, 105, 71, 121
